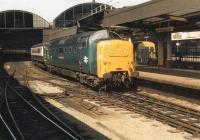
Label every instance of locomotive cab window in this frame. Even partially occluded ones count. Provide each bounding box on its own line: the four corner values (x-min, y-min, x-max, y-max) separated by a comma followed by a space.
90, 30, 109, 42
109, 31, 121, 39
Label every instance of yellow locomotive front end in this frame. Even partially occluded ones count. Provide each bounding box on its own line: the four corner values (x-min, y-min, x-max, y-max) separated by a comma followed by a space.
97, 39, 139, 89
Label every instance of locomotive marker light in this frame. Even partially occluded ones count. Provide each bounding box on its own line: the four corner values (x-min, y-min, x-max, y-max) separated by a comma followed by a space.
83, 56, 89, 64
110, 50, 115, 54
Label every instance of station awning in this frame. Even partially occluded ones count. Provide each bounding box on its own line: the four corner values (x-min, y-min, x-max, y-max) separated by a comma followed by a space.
102, 0, 200, 30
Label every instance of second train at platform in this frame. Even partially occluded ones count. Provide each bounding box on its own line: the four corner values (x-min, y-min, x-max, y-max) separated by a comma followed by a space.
31, 30, 139, 90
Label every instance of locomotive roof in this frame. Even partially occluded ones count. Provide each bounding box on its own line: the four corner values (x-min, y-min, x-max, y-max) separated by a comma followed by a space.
48, 30, 103, 43
31, 29, 121, 48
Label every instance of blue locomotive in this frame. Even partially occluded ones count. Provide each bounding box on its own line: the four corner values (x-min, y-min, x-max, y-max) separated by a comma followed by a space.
31, 30, 139, 90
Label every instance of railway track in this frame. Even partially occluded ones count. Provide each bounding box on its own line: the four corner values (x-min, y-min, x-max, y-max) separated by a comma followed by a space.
7, 62, 200, 138
0, 68, 84, 140
24, 71, 200, 138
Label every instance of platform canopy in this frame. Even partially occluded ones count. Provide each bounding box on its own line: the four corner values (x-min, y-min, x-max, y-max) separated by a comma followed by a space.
0, 10, 50, 29
102, 0, 200, 32
53, 2, 111, 28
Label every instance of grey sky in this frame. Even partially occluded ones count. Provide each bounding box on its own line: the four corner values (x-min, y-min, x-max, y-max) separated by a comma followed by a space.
0, 0, 150, 22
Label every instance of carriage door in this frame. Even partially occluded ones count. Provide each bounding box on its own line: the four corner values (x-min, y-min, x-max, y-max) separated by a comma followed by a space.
79, 36, 89, 73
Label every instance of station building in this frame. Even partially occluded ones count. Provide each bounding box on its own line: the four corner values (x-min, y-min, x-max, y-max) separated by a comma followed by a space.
43, 2, 112, 42
53, 2, 111, 28
0, 10, 50, 53
100, 0, 200, 69
0, 0, 200, 70
0, 2, 110, 58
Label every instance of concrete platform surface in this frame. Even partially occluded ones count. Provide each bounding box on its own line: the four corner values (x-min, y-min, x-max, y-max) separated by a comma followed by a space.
137, 65, 200, 79
140, 71, 200, 90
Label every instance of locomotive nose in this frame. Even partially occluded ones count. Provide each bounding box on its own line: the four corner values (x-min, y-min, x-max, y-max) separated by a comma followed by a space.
96, 40, 134, 79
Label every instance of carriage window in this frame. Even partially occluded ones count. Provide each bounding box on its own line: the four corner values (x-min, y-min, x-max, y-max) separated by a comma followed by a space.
32, 47, 41, 54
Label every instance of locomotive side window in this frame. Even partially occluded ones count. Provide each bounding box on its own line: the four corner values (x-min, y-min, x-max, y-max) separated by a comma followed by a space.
68, 38, 72, 46
58, 47, 64, 59
69, 47, 72, 52
59, 48, 64, 56
74, 48, 77, 53
81, 37, 88, 48
59, 48, 64, 53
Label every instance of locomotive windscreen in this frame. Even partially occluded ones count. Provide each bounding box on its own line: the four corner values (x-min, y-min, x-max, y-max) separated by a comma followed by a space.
90, 30, 109, 42
90, 30, 123, 43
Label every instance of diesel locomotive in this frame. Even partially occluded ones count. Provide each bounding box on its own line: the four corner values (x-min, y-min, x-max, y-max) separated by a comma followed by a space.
136, 41, 157, 65
31, 30, 139, 90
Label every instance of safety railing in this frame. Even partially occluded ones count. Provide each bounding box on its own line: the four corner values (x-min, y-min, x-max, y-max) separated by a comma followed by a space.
91, 4, 113, 15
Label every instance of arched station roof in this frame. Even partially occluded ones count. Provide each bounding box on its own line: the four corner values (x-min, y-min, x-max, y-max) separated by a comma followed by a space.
0, 10, 50, 29
54, 2, 112, 28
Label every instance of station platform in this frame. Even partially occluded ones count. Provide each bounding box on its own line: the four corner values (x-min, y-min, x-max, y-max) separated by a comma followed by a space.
136, 65, 200, 90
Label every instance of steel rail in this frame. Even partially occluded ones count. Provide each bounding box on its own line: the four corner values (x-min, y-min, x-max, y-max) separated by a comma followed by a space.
4, 69, 25, 140
3, 67, 82, 140
23, 70, 84, 140
17, 65, 200, 136
116, 93, 200, 136
0, 68, 18, 140
7, 85, 81, 140
0, 114, 17, 140
37, 77, 200, 136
